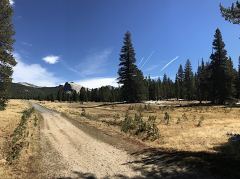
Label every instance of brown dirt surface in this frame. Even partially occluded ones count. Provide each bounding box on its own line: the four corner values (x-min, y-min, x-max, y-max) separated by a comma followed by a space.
32, 103, 143, 178
34, 101, 240, 179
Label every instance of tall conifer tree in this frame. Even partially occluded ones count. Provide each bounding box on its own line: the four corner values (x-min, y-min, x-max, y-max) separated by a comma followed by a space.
118, 31, 146, 102
0, 0, 17, 110
183, 60, 194, 100
175, 65, 184, 99
209, 28, 233, 104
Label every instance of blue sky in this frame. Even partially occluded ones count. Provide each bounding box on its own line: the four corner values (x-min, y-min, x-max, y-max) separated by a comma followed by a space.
11, 0, 240, 87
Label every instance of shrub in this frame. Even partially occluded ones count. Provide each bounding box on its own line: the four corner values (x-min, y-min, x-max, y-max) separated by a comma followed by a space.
7, 108, 35, 162
196, 116, 205, 127
144, 104, 152, 111
176, 117, 181, 124
128, 105, 134, 110
81, 108, 97, 120
81, 108, 86, 116
164, 112, 170, 125
182, 113, 188, 121
121, 112, 160, 141
193, 115, 196, 121
146, 116, 160, 140
121, 112, 134, 133
113, 113, 120, 120
136, 105, 143, 112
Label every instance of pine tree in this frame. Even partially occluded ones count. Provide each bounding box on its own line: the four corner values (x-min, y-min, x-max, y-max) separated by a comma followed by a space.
156, 78, 161, 100
134, 69, 147, 101
162, 74, 168, 99
57, 88, 64, 101
183, 59, 195, 100
0, 0, 17, 110
118, 31, 146, 102
196, 60, 209, 102
209, 28, 233, 104
226, 57, 236, 98
237, 57, 240, 98
79, 87, 87, 102
50, 94, 55, 102
175, 65, 184, 99
72, 90, 78, 102
220, 1, 240, 24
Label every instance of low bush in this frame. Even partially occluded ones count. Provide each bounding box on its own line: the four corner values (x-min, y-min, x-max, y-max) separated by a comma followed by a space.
128, 105, 134, 110
176, 117, 181, 124
121, 112, 159, 141
137, 105, 143, 112
7, 108, 35, 163
196, 116, 205, 127
163, 112, 170, 125
144, 104, 152, 111
182, 113, 188, 121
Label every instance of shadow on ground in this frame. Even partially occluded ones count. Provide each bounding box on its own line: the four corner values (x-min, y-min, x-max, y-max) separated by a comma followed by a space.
57, 140, 240, 179
129, 146, 240, 179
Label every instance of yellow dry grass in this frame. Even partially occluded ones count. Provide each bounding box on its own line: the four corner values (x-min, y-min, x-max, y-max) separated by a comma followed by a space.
38, 101, 240, 153
0, 100, 30, 178
0, 100, 41, 179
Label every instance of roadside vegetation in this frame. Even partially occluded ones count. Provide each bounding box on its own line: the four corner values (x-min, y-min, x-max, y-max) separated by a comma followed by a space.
0, 100, 41, 179
7, 108, 35, 162
121, 113, 159, 141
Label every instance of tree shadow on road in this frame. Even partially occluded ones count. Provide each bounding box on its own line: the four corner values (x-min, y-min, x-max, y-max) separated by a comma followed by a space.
128, 146, 240, 179
57, 141, 240, 179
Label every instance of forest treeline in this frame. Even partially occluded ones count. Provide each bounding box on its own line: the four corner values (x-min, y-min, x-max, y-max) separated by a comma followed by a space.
53, 28, 240, 105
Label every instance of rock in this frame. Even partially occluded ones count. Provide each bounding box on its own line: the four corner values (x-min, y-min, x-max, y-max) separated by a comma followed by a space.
0, 159, 7, 165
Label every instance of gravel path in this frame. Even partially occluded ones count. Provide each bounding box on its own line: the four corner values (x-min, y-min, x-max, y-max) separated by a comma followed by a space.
32, 103, 141, 179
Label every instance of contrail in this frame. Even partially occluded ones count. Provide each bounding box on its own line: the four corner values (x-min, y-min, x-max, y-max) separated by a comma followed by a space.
138, 57, 145, 66
160, 56, 179, 72
141, 51, 155, 69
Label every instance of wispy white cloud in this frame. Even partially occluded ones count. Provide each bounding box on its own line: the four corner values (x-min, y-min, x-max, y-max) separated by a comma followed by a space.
138, 57, 145, 66
75, 77, 118, 89
22, 42, 33, 47
144, 64, 159, 72
160, 56, 179, 72
140, 51, 155, 69
42, 55, 60, 64
69, 49, 112, 77
9, 0, 14, 6
13, 53, 63, 87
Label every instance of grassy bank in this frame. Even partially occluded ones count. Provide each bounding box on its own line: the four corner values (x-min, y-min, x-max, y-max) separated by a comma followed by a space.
0, 100, 42, 179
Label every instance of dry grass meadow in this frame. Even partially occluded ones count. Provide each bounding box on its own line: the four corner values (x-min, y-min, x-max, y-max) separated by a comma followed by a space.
0, 100, 41, 179
0, 100, 239, 178
38, 100, 240, 153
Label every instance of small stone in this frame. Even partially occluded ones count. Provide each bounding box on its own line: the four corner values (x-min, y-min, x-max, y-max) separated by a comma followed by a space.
0, 159, 7, 164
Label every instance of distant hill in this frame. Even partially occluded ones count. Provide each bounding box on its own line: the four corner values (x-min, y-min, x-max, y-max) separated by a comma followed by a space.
8, 82, 119, 102
8, 82, 86, 99
9, 83, 61, 99
18, 82, 41, 88
63, 82, 83, 93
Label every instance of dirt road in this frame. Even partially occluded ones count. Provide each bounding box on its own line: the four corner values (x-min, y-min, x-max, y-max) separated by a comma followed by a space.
32, 103, 141, 179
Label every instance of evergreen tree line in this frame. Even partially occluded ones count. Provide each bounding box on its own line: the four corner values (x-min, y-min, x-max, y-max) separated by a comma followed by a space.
116, 29, 240, 104
52, 29, 239, 105
55, 86, 121, 103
